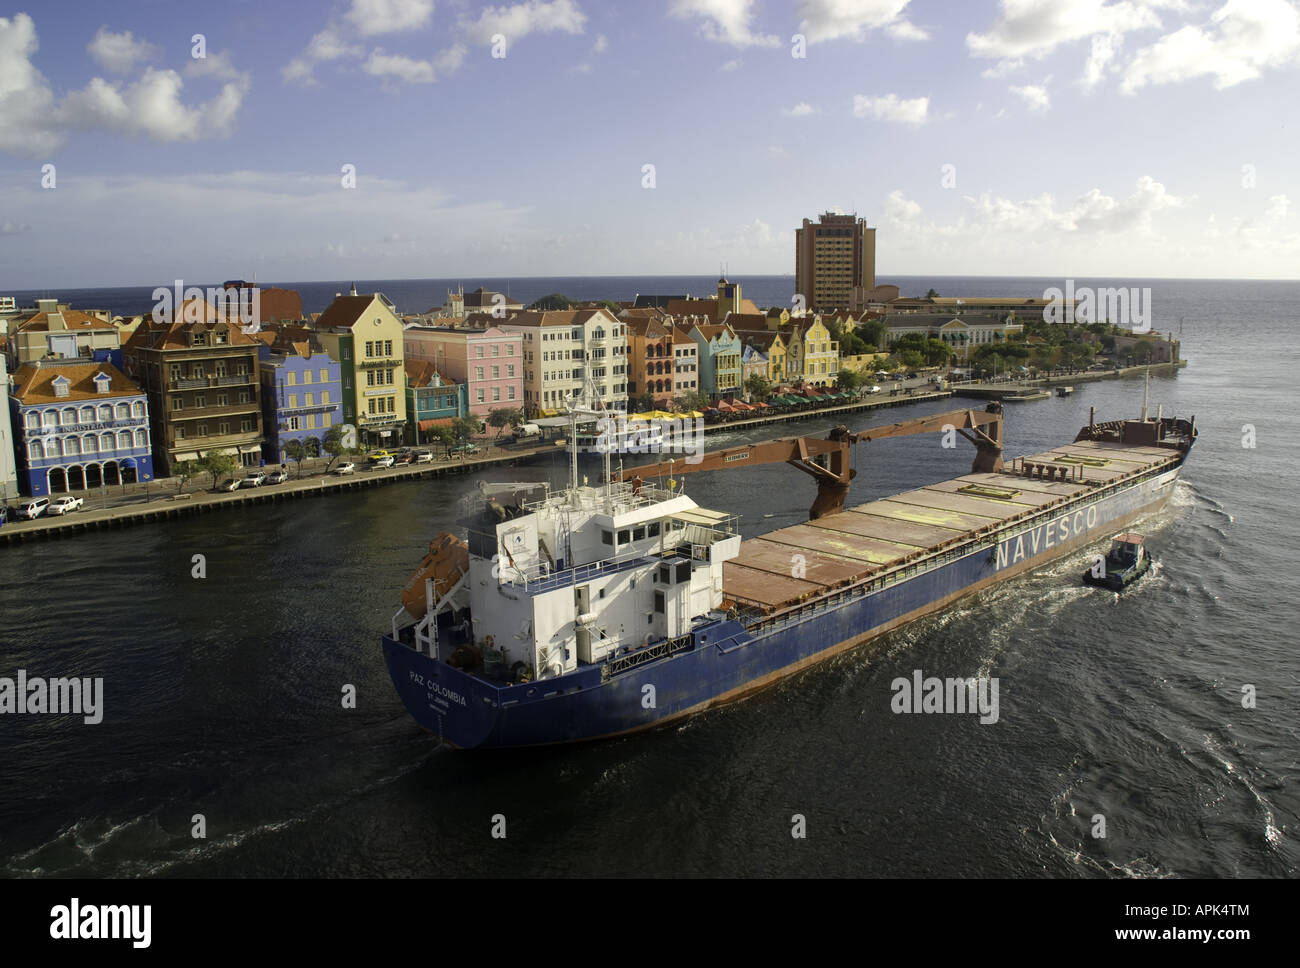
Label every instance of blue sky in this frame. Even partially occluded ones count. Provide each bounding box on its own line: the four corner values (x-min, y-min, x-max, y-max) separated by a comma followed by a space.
2, 0, 1298, 288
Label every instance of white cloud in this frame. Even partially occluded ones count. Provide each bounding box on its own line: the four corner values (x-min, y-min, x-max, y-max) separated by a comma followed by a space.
0, 15, 247, 156
593, 32, 608, 52
852, 92, 929, 124
346, 0, 435, 37
364, 44, 466, 84
1009, 80, 1051, 111
720, 58, 743, 70
461, 0, 587, 44
967, 0, 1165, 61
283, 27, 363, 85
1081, 33, 1117, 89
185, 49, 250, 85
1122, 0, 1300, 92
87, 27, 159, 74
1265, 194, 1291, 220
669, 0, 780, 48
782, 102, 817, 116
795, 0, 927, 44
1, 221, 31, 235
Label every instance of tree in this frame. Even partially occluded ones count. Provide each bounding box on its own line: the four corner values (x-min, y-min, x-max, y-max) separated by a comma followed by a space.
487, 407, 524, 440
899, 349, 925, 370
744, 374, 771, 401
1130, 340, 1153, 364
429, 426, 454, 457
839, 331, 871, 356
835, 368, 861, 392
173, 459, 197, 493
924, 338, 954, 366
451, 416, 479, 443
594, 300, 621, 312
283, 439, 305, 477
925, 288, 940, 299
199, 452, 237, 489
527, 293, 577, 311
855, 318, 886, 350
631, 391, 656, 414
322, 425, 351, 472
672, 390, 708, 413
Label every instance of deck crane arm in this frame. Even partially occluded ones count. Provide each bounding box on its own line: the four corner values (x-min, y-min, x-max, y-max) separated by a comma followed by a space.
616, 404, 1004, 520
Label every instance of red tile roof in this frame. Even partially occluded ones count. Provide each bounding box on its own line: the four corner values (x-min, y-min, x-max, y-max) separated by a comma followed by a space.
11, 361, 141, 404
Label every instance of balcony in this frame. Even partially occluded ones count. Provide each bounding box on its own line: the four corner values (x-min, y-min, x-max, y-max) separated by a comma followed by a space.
172, 401, 260, 420
174, 377, 209, 389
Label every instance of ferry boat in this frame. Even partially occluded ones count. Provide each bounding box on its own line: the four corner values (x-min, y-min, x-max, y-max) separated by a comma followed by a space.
380, 402, 1196, 748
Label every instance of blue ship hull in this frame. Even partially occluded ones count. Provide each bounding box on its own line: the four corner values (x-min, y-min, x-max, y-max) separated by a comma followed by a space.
381, 452, 1189, 749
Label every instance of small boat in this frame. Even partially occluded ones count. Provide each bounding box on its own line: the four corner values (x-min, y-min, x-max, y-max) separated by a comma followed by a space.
1083, 532, 1152, 590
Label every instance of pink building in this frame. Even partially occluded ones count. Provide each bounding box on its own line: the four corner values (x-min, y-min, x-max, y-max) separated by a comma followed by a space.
403, 325, 524, 416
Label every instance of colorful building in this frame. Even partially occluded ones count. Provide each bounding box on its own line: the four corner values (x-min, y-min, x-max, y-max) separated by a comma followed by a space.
7, 299, 120, 367
623, 315, 675, 406
405, 361, 469, 444
122, 301, 264, 474
686, 323, 742, 399
784, 316, 839, 386
8, 360, 153, 496
669, 325, 699, 399
740, 343, 769, 396
497, 309, 628, 416
312, 288, 407, 449
258, 336, 343, 464
402, 325, 523, 417
1, 355, 21, 501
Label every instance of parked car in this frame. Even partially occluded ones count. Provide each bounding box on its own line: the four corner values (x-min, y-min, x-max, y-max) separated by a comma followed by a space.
450, 443, 479, 457
239, 472, 267, 489
48, 496, 84, 515
216, 478, 240, 492
265, 470, 289, 485
371, 455, 395, 468
367, 450, 395, 464
394, 452, 414, 465
867, 385, 881, 394
414, 451, 433, 464
16, 498, 51, 519
0, 506, 11, 525
334, 462, 356, 475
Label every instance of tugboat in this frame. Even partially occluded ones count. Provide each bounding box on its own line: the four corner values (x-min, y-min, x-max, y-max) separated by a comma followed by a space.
1083, 532, 1152, 591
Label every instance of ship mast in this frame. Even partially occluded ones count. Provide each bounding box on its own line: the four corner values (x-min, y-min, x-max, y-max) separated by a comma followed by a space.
1141, 365, 1150, 422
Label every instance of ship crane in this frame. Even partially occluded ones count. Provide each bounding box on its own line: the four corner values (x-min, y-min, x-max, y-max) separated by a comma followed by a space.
616, 404, 1005, 520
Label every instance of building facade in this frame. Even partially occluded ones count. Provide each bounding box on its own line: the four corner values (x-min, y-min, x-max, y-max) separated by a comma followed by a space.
1, 356, 22, 500
312, 290, 407, 448
122, 304, 264, 475
795, 212, 876, 312
7, 299, 121, 368
687, 324, 742, 399
784, 317, 839, 386
624, 316, 675, 405
402, 325, 523, 416
9, 360, 153, 496
259, 338, 343, 464
498, 309, 628, 416
669, 325, 699, 400
405, 361, 469, 443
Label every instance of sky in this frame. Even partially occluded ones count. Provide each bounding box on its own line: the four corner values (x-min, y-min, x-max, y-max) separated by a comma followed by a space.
1, 0, 1298, 289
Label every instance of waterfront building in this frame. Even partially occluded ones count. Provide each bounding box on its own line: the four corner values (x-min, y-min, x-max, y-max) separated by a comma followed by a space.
122, 299, 264, 475
685, 322, 742, 399
496, 309, 627, 416
623, 316, 676, 406
7, 299, 121, 367
8, 359, 153, 496
0, 356, 19, 501
311, 287, 407, 449
740, 343, 768, 396
258, 335, 343, 464
795, 212, 876, 312
733, 329, 787, 383
1113, 332, 1180, 364
883, 313, 1022, 360
783, 316, 839, 386
669, 325, 699, 399
402, 325, 522, 417
405, 361, 469, 444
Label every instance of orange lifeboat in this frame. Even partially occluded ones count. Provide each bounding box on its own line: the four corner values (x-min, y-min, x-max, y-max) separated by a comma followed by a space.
401, 532, 470, 620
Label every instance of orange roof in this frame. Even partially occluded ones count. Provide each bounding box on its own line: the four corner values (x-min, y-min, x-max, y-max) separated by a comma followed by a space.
123, 314, 260, 351
405, 360, 456, 388
11, 361, 142, 404
15, 308, 115, 333
315, 295, 381, 330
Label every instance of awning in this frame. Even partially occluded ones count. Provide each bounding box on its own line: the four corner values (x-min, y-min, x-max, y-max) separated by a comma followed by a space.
239, 444, 261, 454
419, 417, 456, 431
173, 451, 199, 462
671, 508, 731, 526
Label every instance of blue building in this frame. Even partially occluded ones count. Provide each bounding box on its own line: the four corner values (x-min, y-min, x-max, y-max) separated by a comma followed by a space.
405, 360, 468, 445
8, 360, 154, 496
258, 337, 344, 463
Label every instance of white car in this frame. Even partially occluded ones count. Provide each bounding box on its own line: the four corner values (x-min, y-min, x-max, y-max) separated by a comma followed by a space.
266, 470, 288, 484
334, 462, 356, 475
414, 451, 433, 464
867, 385, 881, 394
48, 496, 84, 515
15, 498, 50, 519
371, 455, 395, 468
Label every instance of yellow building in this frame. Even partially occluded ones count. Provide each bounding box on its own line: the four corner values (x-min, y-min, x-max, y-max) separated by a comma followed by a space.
784, 316, 839, 386
312, 287, 407, 448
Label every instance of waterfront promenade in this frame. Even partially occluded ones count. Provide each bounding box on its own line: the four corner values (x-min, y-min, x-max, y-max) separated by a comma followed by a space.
0, 387, 954, 543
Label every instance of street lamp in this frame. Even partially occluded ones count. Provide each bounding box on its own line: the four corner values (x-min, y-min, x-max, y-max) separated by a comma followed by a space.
143, 472, 151, 504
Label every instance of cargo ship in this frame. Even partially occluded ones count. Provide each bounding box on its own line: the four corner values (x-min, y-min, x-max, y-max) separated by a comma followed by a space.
381, 401, 1196, 748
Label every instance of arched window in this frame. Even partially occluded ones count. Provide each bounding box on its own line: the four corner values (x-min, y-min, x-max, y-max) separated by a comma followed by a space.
65, 437, 80, 455
135, 429, 147, 448
80, 405, 95, 423
62, 407, 77, 425
100, 432, 115, 452
98, 404, 113, 421
28, 439, 43, 459
43, 410, 57, 428
132, 401, 145, 418
116, 403, 130, 420
25, 411, 39, 430
118, 431, 132, 450
83, 435, 97, 454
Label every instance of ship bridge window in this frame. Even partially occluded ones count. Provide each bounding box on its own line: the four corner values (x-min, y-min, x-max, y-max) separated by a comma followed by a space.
648, 521, 661, 538
618, 529, 630, 544
633, 525, 646, 541
654, 592, 665, 613
601, 529, 613, 545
